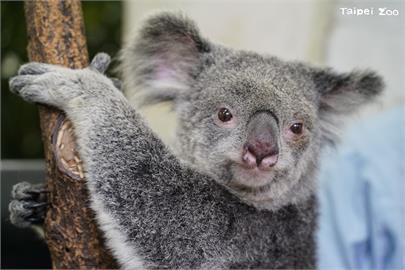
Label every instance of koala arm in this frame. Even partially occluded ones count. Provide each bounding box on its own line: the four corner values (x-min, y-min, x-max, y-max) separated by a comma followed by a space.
9, 54, 235, 269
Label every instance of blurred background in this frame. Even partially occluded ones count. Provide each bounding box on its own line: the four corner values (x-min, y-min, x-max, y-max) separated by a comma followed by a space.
1, 0, 403, 269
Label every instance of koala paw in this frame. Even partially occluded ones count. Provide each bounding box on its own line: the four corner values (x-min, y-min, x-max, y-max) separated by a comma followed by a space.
9, 53, 116, 109
9, 182, 48, 228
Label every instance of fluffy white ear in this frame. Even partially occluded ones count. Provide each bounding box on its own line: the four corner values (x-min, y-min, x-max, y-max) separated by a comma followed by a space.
312, 68, 384, 144
121, 12, 210, 105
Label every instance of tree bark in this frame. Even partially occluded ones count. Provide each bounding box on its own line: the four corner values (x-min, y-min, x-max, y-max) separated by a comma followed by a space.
24, 1, 117, 268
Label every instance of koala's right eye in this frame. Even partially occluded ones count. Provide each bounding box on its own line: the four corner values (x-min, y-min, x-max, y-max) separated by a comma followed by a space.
218, 108, 233, 122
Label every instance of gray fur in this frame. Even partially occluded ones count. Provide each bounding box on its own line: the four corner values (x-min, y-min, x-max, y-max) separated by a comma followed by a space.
9, 12, 383, 269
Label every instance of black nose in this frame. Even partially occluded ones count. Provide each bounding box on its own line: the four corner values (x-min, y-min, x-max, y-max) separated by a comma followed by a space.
247, 140, 278, 163
242, 111, 279, 169
244, 139, 279, 167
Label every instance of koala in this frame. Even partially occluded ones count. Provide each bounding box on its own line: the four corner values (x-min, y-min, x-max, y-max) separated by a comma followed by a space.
9, 13, 383, 269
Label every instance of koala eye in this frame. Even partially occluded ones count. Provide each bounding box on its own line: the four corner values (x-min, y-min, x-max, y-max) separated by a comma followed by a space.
290, 122, 303, 135
218, 108, 233, 122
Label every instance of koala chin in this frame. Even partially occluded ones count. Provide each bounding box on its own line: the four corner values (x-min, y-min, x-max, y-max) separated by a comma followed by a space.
10, 12, 383, 269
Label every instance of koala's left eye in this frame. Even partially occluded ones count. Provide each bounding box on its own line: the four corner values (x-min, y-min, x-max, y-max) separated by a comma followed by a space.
218, 108, 233, 122
290, 123, 303, 134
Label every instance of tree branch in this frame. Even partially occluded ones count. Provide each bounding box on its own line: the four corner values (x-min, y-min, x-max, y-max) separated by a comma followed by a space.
24, 0, 117, 268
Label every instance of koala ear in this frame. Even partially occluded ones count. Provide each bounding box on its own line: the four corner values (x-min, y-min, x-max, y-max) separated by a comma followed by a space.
313, 68, 384, 144
121, 12, 210, 106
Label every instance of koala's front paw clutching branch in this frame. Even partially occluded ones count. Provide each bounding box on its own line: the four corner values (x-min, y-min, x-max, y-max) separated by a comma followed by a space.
9, 182, 48, 228
9, 53, 120, 111
10, 53, 120, 110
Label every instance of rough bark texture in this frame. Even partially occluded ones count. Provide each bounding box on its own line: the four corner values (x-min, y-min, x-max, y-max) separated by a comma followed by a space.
24, 1, 117, 268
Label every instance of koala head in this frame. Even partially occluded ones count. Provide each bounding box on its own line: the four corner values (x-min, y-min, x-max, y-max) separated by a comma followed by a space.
122, 13, 383, 210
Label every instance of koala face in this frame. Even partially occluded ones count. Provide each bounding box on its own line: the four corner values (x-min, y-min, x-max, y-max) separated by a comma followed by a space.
122, 13, 383, 210
174, 52, 321, 209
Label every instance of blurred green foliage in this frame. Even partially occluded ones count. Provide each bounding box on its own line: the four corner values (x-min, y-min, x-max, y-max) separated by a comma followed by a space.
1, 1, 122, 159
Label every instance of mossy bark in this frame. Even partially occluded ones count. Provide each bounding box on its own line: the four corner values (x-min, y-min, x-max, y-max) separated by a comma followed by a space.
24, 0, 117, 268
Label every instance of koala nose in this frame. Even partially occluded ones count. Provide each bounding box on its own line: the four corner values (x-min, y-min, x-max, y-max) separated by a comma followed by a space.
243, 140, 279, 168
242, 111, 279, 169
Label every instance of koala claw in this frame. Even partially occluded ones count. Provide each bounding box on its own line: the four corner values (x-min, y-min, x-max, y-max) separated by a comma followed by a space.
8, 73, 57, 106
24, 201, 48, 209
9, 75, 35, 95
9, 182, 48, 228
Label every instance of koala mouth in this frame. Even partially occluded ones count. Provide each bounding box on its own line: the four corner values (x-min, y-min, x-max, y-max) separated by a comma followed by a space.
221, 161, 294, 208
229, 163, 277, 188
225, 160, 288, 193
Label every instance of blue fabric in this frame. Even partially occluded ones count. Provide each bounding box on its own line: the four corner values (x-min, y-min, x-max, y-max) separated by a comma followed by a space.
317, 106, 405, 270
